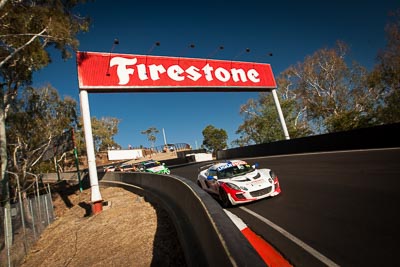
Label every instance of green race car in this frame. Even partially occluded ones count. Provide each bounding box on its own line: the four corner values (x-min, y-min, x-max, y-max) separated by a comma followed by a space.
139, 160, 171, 174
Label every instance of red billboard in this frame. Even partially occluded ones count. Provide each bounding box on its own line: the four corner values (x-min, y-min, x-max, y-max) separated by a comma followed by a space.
76, 51, 277, 92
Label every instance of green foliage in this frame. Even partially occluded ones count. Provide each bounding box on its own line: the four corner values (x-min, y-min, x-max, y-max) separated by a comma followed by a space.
0, 0, 91, 108
234, 39, 394, 145
375, 90, 400, 124
233, 22, 400, 144
90, 116, 121, 152
202, 125, 228, 153
0, 0, 92, 176
0, 0, 90, 63
6, 85, 78, 173
5, 85, 122, 173
284, 41, 379, 133
0, 0, 92, 243
368, 9, 400, 124
233, 90, 311, 146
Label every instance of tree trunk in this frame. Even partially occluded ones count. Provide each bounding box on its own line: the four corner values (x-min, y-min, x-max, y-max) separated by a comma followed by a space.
0, 107, 13, 246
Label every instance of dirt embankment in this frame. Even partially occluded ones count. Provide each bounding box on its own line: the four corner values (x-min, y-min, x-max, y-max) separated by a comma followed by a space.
20, 183, 187, 267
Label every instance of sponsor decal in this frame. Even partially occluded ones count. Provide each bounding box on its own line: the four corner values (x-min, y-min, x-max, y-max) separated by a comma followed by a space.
217, 160, 247, 171
149, 166, 164, 171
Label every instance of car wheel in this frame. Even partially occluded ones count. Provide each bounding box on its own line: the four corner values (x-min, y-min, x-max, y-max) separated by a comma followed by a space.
197, 180, 202, 188
219, 188, 231, 208
165, 169, 171, 174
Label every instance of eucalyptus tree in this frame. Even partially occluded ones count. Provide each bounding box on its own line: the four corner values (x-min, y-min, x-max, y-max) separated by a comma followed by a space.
233, 78, 311, 146
234, 41, 381, 145
7, 85, 78, 179
0, 0, 91, 245
284, 41, 379, 133
0, 0, 91, 175
202, 125, 228, 154
368, 9, 400, 124
90, 116, 121, 152
141, 127, 160, 149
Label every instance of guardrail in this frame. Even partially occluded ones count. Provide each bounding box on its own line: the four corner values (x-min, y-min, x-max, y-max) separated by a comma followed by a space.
98, 171, 266, 267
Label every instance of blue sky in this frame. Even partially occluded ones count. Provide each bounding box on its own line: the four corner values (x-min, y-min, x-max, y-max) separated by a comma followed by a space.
33, 0, 398, 149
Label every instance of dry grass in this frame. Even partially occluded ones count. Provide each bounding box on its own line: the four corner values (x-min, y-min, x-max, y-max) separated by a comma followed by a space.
19, 184, 186, 267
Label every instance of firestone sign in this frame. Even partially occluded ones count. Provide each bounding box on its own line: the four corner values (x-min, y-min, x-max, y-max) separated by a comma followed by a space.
76, 51, 277, 92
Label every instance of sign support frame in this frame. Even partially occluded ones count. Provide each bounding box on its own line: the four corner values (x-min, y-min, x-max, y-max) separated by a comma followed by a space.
79, 89, 103, 214
272, 89, 290, 140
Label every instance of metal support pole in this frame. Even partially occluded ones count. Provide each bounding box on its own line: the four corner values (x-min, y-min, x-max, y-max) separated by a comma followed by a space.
271, 89, 290, 140
29, 199, 37, 240
44, 193, 50, 225
162, 128, 167, 146
4, 208, 11, 267
7, 171, 28, 255
34, 173, 42, 223
79, 90, 103, 214
162, 128, 167, 152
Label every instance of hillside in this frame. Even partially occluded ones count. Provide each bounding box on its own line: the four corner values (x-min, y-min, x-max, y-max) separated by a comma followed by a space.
19, 183, 186, 266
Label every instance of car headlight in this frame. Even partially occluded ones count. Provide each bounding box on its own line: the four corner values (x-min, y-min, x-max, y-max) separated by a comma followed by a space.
225, 182, 241, 191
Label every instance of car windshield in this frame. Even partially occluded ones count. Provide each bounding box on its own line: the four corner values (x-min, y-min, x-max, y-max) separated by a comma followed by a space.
217, 163, 253, 179
144, 162, 160, 169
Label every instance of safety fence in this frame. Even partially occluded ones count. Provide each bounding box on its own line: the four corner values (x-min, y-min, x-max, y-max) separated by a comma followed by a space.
145, 143, 192, 154
0, 185, 55, 267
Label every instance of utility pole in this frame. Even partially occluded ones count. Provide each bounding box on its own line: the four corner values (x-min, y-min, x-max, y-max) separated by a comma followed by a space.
162, 128, 167, 146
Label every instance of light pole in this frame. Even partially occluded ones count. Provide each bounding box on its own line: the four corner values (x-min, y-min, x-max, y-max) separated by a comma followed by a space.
162, 128, 167, 147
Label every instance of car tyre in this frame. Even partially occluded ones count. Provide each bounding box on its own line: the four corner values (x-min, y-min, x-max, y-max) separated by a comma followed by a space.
219, 188, 231, 208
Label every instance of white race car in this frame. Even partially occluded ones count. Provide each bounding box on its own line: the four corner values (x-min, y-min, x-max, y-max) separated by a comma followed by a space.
197, 160, 281, 207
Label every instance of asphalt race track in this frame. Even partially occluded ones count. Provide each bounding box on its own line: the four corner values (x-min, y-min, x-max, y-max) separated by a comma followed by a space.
171, 148, 400, 267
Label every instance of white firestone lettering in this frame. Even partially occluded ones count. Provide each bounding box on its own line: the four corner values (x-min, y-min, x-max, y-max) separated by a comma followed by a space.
149, 64, 166, 80
185, 66, 201, 81
214, 67, 230, 82
202, 64, 214, 81
109, 57, 262, 84
136, 64, 148, 80
168, 65, 185, 81
231, 68, 247, 82
110, 57, 137, 85
247, 69, 260, 82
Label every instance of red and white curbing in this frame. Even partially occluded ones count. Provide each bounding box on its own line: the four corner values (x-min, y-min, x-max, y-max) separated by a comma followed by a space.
224, 210, 292, 267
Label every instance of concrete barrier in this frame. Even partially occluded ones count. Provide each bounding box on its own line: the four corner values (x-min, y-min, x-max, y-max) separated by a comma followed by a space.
217, 123, 400, 159
40, 171, 86, 182
99, 171, 266, 267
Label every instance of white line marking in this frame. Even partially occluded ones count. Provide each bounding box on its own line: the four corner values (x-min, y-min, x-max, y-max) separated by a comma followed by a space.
240, 206, 340, 267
